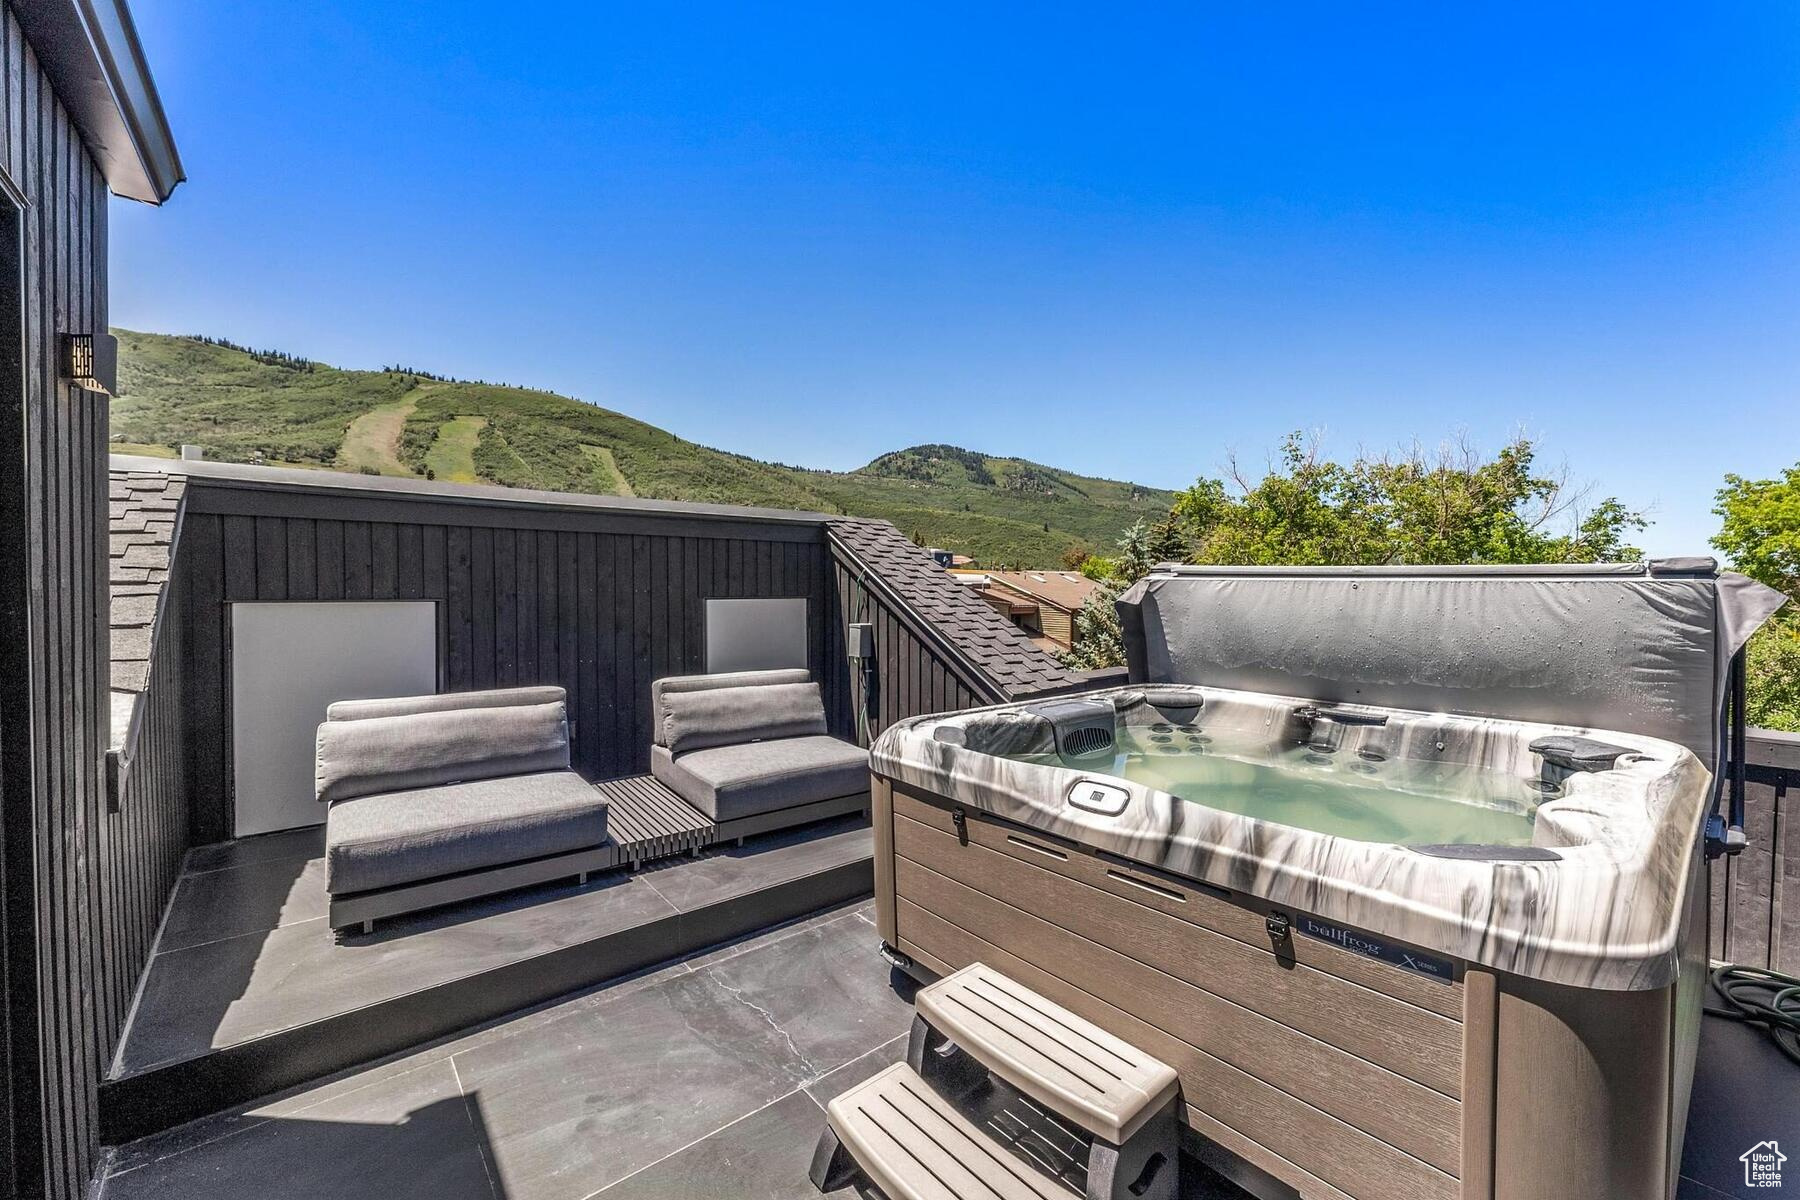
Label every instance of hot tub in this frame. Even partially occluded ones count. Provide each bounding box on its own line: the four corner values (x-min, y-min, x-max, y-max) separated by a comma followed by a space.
876, 684, 1710, 992
866, 561, 1786, 1200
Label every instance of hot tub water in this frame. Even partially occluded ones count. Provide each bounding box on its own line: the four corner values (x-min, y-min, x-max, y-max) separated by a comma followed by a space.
1014, 726, 1543, 847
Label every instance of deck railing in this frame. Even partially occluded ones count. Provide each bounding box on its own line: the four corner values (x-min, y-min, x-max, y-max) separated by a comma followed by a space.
1712, 728, 1800, 971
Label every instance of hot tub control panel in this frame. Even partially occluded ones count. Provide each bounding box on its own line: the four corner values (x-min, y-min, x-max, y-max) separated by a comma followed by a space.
1066, 779, 1132, 816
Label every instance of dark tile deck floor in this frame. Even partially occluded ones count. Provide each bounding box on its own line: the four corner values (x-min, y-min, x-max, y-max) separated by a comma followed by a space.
1677, 1010, 1800, 1200
114, 816, 872, 1079
100, 873, 1799, 1200
99, 899, 1251, 1200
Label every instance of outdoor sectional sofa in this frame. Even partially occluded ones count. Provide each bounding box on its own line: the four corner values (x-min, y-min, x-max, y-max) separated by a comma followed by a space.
313, 672, 868, 936
315, 686, 610, 934
650, 668, 871, 841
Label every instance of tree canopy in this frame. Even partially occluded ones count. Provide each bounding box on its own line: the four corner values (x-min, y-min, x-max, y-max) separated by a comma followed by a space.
1714, 464, 1800, 597
1713, 464, 1800, 731
1061, 433, 1647, 671
1168, 433, 1644, 567
1062, 439, 1797, 731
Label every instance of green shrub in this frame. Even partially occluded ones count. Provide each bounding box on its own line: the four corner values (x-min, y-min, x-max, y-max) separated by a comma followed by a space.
1745, 616, 1800, 732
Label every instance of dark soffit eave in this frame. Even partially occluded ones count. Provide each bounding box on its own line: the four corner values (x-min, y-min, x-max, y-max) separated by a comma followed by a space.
13, 0, 184, 204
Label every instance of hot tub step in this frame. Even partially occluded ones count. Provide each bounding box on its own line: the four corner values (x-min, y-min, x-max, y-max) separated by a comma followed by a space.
812, 1062, 1071, 1200
914, 961, 1179, 1146
811, 963, 1179, 1200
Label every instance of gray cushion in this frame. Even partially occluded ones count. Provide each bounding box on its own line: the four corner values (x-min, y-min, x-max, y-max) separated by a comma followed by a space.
325, 769, 606, 895
651, 669, 813, 747
327, 686, 565, 722
651, 735, 868, 822
316, 701, 569, 803
656, 682, 827, 755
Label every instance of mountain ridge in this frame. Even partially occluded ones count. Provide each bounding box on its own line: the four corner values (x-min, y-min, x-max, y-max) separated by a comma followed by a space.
108, 329, 1177, 568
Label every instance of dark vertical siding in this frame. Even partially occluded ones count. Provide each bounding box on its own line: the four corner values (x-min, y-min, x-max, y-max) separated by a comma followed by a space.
826, 554, 997, 746
101, 568, 189, 1089
174, 488, 838, 835
0, 12, 121, 1196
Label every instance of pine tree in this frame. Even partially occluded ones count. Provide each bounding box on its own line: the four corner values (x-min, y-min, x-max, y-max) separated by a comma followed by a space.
1061, 581, 1125, 670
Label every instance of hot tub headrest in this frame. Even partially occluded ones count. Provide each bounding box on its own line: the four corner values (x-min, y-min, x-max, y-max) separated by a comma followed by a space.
1116, 560, 1787, 768
1529, 735, 1636, 773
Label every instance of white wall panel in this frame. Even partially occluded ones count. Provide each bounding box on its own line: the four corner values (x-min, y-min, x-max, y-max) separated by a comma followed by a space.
231, 601, 437, 835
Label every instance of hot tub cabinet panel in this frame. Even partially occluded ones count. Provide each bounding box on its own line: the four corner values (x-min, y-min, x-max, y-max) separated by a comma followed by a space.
1485, 841, 1710, 1200
890, 791, 1466, 1100
872, 778, 1706, 1200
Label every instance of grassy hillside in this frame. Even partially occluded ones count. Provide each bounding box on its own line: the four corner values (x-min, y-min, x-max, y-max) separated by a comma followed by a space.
811, 445, 1169, 555
110, 330, 1175, 567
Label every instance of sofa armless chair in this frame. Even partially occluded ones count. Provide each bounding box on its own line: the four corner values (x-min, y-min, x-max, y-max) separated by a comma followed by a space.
315, 685, 610, 935
649, 669, 870, 841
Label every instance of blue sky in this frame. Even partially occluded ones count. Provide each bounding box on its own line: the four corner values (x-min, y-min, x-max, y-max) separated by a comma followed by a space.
114, 3, 1800, 555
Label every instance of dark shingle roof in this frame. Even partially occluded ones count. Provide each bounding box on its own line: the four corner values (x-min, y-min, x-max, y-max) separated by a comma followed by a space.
826, 518, 1079, 699
109, 466, 185, 744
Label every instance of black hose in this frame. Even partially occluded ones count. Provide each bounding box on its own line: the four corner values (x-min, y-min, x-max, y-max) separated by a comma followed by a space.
1705, 963, 1800, 1066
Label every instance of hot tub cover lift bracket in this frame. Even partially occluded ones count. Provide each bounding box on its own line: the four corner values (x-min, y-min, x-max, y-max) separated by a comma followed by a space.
1705, 647, 1750, 861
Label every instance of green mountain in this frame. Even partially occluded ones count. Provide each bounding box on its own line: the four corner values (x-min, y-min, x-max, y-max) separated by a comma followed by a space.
108, 329, 1176, 568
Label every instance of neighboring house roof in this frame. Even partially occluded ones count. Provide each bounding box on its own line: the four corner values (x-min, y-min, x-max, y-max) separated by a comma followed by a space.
948, 573, 1037, 618
980, 569, 1100, 614
827, 518, 1080, 700
974, 588, 1035, 617
108, 465, 184, 745
15, 0, 184, 203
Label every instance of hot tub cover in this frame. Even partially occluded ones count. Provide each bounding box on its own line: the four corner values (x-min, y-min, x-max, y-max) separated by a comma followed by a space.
1116, 559, 1786, 774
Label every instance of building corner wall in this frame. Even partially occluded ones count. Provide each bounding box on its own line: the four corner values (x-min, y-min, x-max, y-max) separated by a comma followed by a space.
0, 8, 144, 1196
